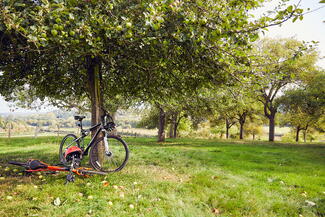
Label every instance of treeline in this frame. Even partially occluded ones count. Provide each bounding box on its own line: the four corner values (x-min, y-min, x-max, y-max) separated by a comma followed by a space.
136, 39, 325, 142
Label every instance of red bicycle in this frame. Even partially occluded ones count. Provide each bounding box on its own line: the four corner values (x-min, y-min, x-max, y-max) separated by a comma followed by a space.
9, 159, 107, 183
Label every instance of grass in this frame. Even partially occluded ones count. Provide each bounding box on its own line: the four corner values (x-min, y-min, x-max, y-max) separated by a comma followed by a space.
0, 137, 324, 217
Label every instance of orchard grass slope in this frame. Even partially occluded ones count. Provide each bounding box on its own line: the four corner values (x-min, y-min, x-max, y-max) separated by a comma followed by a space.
0, 137, 324, 217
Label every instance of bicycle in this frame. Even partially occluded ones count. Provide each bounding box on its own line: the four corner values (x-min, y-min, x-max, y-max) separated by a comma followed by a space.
9, 159, 108, 184
59, 112, 129, 173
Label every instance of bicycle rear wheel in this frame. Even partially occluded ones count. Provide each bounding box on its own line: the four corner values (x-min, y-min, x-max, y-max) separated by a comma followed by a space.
59, 134, 79, 164
89, 136, 129, 173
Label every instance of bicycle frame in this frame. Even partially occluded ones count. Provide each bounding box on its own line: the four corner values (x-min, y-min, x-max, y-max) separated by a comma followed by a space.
72, 122, 104, 156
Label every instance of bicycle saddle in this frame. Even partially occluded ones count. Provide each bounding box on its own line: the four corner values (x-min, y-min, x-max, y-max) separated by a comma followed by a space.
28, 159, 48, 170
74, 115, 86, 121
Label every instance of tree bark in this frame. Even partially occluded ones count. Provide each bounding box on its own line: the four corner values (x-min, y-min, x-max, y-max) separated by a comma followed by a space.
239, 123, 244, 139
173, 122, 177, 138
252, 133, 255, 140
169, 123, 173, 138
173, 114, 181, 138
226, 118, 230, 139
238, 112, 247, 140
158, 107, 166, 142
87, 56, 104, 162
87, 56, 103, 135
295, 126, 301, 142
303, 130, 306, 143
268, 113, 276, 142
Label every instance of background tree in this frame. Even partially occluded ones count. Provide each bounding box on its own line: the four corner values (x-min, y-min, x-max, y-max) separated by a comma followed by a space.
252, 38, 318, 141
278, 72, 325, 142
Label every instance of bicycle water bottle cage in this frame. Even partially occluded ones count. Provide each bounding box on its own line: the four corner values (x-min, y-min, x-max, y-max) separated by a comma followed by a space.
74, 115, 85, 121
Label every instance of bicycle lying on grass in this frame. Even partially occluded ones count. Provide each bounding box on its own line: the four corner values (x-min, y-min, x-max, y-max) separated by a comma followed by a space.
9, 112, 129, 183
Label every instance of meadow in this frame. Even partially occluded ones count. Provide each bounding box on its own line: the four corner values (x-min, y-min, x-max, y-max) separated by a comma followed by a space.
0, 137, 324, 217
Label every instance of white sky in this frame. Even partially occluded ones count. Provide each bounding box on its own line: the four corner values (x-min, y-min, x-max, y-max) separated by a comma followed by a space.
0, 0, 324, 113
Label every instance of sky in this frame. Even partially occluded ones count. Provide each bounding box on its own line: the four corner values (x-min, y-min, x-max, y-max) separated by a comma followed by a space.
0, 0, 324, 114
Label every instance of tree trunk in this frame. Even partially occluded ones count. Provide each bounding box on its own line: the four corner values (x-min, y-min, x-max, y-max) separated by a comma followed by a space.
269, 114, 275, 142
238, 112, 247, 140
158, 107, 166, 142
87, 56, 104, 161
226, 119, 230, 139
253, 133, 255, 140
87, 56, 103, 135
173, 114, 181, 138
169, 123, 173, 138
173, 122, 177, 138
239, 122, 244, 139
295, 126, 300, 142
303, 130, 306, 143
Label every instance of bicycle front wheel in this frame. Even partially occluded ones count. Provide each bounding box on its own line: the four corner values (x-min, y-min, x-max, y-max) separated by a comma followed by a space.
89, 136, 129, 173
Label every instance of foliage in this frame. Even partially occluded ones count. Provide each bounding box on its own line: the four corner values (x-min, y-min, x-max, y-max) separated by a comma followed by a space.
0, 0, 306, 113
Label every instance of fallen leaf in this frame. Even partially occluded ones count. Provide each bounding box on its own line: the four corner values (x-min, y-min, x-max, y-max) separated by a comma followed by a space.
267, 178, 273, 183
305, 200, 316, 206
301, 191, 307, 197
53, 197, 61, 206
108, 201, 113, 206
129, 204, 135, 209
102, 181, 109, 187
212, 208, 221, 215
6, 196, 13, 200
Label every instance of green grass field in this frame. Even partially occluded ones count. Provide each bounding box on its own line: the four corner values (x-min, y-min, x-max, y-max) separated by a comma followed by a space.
0, 137, 324, 217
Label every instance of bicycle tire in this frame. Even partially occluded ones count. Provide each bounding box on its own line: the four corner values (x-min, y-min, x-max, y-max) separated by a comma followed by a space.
59, 134, 79, 164
89, 135, 129, 173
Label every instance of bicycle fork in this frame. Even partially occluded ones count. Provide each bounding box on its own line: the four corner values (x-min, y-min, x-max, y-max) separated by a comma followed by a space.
103, 131, 112, 157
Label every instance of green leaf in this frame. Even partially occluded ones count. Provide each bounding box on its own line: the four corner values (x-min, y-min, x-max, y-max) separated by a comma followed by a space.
320, 0, 325, 3
287, 5, 293, 13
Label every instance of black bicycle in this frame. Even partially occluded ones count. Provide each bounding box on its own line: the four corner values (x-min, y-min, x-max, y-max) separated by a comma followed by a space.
59, 113, 129, 173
